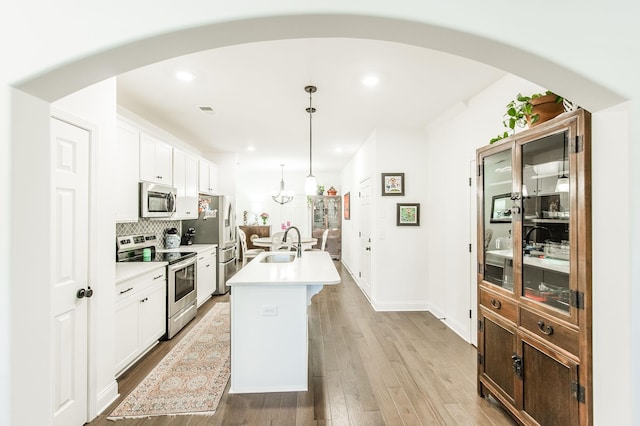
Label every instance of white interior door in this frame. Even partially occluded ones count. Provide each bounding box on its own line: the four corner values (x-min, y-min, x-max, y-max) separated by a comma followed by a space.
469, 160, 478, 346
359, 178, 372, 298
51, 118, 89, 426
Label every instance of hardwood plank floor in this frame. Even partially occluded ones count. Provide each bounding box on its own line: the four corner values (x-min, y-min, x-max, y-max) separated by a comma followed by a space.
88, 261, 515, 425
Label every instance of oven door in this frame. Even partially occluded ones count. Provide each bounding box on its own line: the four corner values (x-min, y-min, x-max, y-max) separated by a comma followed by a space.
168, 256, 197, 317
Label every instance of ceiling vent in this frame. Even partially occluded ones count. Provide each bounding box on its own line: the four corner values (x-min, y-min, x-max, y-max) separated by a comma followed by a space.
198, 106, 215, 115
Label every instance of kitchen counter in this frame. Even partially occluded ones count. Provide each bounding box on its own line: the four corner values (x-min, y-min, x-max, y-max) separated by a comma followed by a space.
487, 249, 569, 274
116, 262, 167, 284
227, 251, 340, 394
158, 243, 217, 254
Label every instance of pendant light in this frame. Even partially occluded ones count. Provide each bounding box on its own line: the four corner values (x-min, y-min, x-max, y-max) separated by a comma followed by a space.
555, 137, 570, 193
272, 164, 294, 205
304, 85, 318, 195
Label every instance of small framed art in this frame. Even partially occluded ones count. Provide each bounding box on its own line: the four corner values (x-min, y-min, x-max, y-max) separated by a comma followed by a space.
344, 192, 350, 220
381, 173, 405, 196
396, 203, 420, 226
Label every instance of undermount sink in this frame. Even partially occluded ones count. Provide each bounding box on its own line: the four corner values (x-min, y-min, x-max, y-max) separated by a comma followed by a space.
260, 253, 296, 263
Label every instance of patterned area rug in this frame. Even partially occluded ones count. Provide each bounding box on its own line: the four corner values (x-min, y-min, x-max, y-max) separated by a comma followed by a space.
108, 302, 230, 419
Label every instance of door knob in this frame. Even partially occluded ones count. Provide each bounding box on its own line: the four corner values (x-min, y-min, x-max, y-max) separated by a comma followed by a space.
365, 247, 371, 251
76, 286, 94, 299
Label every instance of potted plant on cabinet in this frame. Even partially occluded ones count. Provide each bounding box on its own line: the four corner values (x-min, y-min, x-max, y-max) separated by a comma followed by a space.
490, 91, 567, 144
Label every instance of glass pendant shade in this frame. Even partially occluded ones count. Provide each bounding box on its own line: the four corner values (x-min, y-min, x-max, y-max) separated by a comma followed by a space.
305, 175, 318, 195
555, 176, 570, 193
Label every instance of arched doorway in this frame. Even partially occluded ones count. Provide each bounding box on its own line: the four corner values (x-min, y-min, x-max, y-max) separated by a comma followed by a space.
6, 12, 631, 426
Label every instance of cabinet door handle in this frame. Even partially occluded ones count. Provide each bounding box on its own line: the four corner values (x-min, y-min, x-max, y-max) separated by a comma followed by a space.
537, 320, 554, 335
153, 274, 164, 280
119, 287, 134, 295
157, 175, 162, 179
490, 298, 502, 309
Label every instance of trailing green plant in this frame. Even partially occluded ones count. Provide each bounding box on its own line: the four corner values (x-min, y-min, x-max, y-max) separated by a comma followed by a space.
489, 91, 563, 144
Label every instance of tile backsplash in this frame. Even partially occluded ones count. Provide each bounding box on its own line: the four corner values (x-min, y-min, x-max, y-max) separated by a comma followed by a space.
116, 219, 182, 249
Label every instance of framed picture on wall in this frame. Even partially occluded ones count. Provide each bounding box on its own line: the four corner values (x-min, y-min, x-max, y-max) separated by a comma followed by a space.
344, 192, 350, 220
397, 203, 420, 226
381, 172, 405, 196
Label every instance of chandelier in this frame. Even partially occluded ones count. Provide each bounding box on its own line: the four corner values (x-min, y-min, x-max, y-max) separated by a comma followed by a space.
272, 164, 294, 204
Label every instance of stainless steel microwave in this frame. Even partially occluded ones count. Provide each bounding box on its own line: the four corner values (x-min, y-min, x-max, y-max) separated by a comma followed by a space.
140, 182, 176, 218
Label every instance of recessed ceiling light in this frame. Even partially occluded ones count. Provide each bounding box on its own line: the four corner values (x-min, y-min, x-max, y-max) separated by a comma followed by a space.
176, 71, 195, 81
361, 74, 380, 87
247, 146, 256, 152
335, 147, 343, 153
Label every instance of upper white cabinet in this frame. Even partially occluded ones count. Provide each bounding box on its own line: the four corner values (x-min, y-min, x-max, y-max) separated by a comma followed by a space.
198, 158, 219, 195
115, 119, 140, 222
140, 132, 173, 185
173, 148, 199, 219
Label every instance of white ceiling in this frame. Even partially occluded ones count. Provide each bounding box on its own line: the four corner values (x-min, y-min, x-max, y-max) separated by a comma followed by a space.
117, 38, 505, 173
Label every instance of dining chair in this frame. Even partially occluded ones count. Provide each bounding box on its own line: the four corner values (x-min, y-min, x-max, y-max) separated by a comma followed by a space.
238, 229, 264, 266
270, 231, 290, 251
306, 229, 329, 252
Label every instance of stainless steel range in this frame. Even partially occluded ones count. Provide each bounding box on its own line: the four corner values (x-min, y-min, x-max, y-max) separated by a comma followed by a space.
116, 234, 198, 339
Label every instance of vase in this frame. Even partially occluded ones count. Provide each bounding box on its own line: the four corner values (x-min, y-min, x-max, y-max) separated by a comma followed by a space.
526, 94, 565, 127
261, 218, 267, 225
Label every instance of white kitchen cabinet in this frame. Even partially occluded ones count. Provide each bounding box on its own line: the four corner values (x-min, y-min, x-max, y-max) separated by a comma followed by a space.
114, 268, 167, 376
196, 247, 217, 307
198, 158, 219, 194
139, 132, 173, 185
173, 148, 199, 219
115, 119, 140, 222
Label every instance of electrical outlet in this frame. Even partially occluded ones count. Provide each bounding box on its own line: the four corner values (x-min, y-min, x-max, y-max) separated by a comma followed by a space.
261, 305, 278, 316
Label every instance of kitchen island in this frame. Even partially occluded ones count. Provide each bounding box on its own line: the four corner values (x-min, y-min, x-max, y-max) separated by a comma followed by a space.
226, 250, 340, 393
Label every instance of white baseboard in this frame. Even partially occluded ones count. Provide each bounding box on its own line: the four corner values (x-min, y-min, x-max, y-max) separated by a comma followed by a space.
371, 300, 430, 312
95, 380, 119, 417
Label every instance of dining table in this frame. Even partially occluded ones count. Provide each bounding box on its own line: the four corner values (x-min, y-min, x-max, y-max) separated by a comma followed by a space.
252, 236, 318, 251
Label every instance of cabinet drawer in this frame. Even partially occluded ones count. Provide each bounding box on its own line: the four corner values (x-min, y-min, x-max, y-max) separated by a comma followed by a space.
116, 268, 166, 300
519, 307, 579, 356
480, 289, 517, 322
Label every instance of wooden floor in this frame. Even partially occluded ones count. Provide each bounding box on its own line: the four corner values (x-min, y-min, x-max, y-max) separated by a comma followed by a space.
89, 262, 515, 425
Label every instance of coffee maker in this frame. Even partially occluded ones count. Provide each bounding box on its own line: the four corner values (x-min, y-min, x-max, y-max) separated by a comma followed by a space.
181, 227, 195, 245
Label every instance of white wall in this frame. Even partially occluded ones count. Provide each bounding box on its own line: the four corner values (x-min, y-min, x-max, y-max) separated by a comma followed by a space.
341, 128, 430, 311
10, 88, 52, 426
235, 168, 341, 237
341, 130, 377, 278
52, 79, 120, 416
423, 74, 545, 339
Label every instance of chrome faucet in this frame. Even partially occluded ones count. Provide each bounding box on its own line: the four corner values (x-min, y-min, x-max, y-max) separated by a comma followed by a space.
283, 226, 302, 257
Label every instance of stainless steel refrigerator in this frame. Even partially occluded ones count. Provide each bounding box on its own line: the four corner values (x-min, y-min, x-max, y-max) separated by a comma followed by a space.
182, 194, 237, 295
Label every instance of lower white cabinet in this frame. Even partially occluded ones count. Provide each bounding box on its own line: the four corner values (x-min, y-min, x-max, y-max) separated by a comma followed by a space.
197, 248, 217, 307
115, 268, 167, 376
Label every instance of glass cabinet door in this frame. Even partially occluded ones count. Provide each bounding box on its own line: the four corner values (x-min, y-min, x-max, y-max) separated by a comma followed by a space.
520, 131, 572, 314
481, 147, 515, 292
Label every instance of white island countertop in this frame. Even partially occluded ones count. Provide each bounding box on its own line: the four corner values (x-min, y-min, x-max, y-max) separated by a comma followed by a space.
227, 250, 340, 394
227, 250, 340, 286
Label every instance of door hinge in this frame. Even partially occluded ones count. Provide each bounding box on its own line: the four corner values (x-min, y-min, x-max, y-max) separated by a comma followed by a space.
512, 353, 523, 378
359, 271, 362, 278
469, 309, 472, 319
570, 135, 584, 154
469, 243, 472, 253
477, 164, 483, 177
478, 354, 484, 364
469, 177, 472, 186
477, 319, 483, 331
571, 381, 586, 403
478, 263, 483, 274
569, 290, 585, 309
